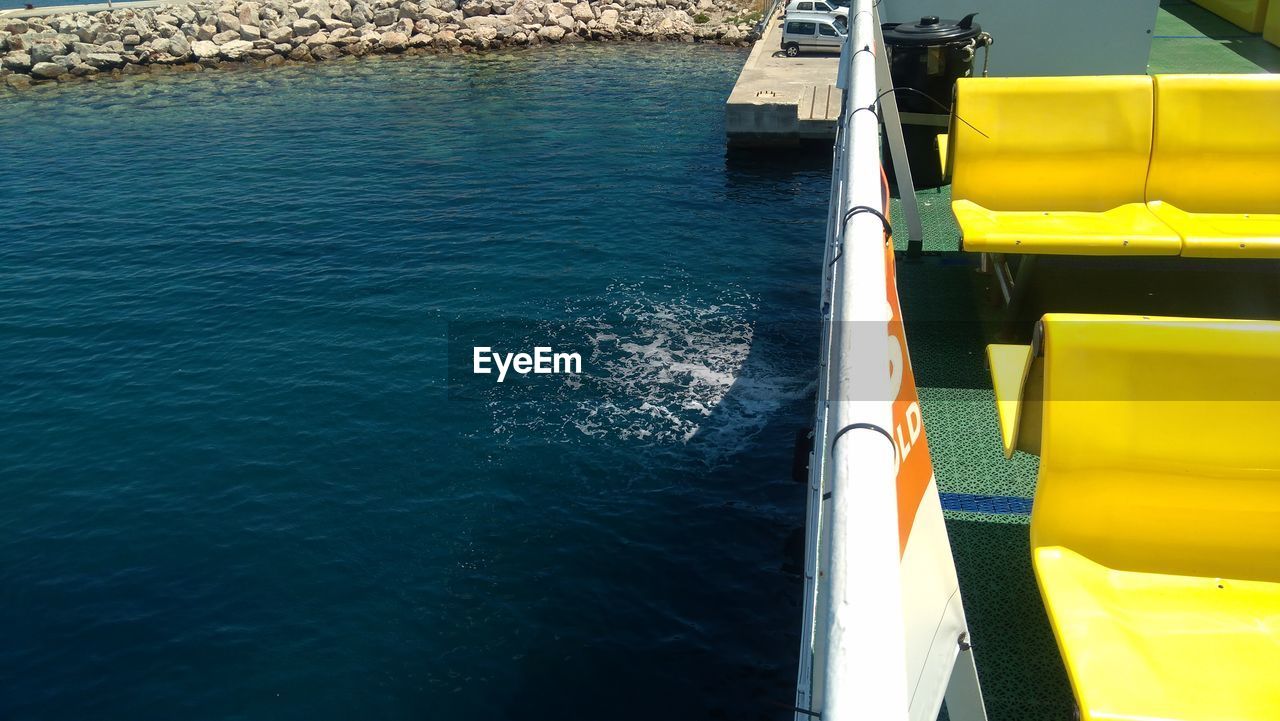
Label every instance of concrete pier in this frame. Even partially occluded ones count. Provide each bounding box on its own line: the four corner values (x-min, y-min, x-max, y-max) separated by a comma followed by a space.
725, 7, 840, 146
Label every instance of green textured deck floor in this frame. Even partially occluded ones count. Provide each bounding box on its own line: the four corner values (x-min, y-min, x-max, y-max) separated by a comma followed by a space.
901, 3, 1280, 719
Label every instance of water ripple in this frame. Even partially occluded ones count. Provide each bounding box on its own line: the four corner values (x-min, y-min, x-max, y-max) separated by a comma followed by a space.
0, 45, 830, 721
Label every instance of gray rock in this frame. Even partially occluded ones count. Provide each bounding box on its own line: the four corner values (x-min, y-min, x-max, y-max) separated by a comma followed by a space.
537, 23, 563, 40
72, 41, 102, 56
321, 16, 353, 29
267, 25, 294, 42
372, 7, 398, 25
273, 42, 293, 52
30, 61, 64, 79
247, 47, 276, 58
212, 29, 240, 43
70, 63, 99, 76
398, 1, 420, 20
240, 25, 263, 40
599, 7, 619, 27
422, 4, 453, 22
217, 13, 242, 33
28, 42, 64, 64
292, 17, 322, 35
238, 2, 261, 26
196, 24, 217, 40
349, 3, 372, 26
1, 52, 32, 72
379, 29, 408, 49
122, 34, 142, 46
218, 39, 253, 58
4, 20, 29, 34
409, 31, 432, 46
191, 39, 220, 57
433, 28, 459, 46
167, 35, 192, 57
84, 51, 124, 68
463, 15, 502, 29
295, 0, 332, 21
312, 42, 341, 58
304, 30, 330, 44
5, 73, 32, 89
288, 43, 311, 59
74, 26, 97, 42
571, 1, 594, 20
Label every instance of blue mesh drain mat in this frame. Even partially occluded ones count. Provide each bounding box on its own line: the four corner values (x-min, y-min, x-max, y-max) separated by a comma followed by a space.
939, 492, 1033, 515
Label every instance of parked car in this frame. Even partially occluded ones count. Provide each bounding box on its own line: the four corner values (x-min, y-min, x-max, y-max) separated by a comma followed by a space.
780, 14, 846, 56
782, 0, 849, 21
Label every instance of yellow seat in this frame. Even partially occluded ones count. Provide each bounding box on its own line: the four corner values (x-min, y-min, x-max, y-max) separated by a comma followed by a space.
1190, 0, 1270, 33
989, 313, 1280, 721
1036, 547, 1280, 721
1146, 74, 1280, 259
1148, 202, 1280, 259
956, 200, 1181, 256
950, 76, 1180, 256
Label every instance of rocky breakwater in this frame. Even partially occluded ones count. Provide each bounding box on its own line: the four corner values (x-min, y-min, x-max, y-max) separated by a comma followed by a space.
0, 0, 760, 90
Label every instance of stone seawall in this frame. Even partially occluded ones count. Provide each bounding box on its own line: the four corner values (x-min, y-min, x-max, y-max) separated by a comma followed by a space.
0, 0, 759, 90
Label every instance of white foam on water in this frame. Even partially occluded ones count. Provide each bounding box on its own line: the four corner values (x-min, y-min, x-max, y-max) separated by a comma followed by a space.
484, 281, 813, 460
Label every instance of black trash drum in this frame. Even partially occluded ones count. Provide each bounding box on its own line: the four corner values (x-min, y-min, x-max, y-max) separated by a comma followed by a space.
881, 14, 991, 188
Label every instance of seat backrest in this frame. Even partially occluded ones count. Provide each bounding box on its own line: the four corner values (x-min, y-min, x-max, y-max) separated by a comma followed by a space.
951, 76, 1155, 212
1147, 74, 1280, 214
1030, 313, 1280, 582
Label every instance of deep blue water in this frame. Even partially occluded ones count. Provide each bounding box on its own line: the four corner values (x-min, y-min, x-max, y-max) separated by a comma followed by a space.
0, 47, 832, 720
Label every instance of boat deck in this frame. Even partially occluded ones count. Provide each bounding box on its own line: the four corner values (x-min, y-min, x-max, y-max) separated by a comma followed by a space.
897, 2, 1280, 718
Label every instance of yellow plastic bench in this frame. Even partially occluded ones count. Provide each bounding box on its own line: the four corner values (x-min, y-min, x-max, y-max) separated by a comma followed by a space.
988, 313, 1280, 721
1191, 0, 1270, 33
950, 76, 1181, 257
1146, 74, 1280, 259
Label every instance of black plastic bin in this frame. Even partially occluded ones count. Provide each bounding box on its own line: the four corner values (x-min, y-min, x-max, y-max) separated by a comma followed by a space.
881, 14, 990, 188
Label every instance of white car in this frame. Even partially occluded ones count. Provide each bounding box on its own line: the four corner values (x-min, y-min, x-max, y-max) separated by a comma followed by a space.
783, 0, 849, 22
780, 13, 847, 56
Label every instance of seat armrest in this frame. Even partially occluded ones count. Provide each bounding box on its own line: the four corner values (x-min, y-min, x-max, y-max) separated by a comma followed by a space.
936, 133, 950, 181
987, 343, 1044, 458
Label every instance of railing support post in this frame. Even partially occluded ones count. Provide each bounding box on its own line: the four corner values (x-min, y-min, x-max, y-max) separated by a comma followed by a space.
872, 15, 926, 259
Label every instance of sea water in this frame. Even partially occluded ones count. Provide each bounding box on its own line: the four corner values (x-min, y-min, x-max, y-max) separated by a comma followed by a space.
0, 46, 832, 720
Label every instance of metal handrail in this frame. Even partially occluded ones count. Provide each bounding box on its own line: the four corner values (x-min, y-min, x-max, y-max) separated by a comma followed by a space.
754, 0, 785, 37
793, 1, 912, 719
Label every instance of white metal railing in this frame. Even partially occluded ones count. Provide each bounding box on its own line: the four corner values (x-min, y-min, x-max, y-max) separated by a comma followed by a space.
794, 1, 912, 718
